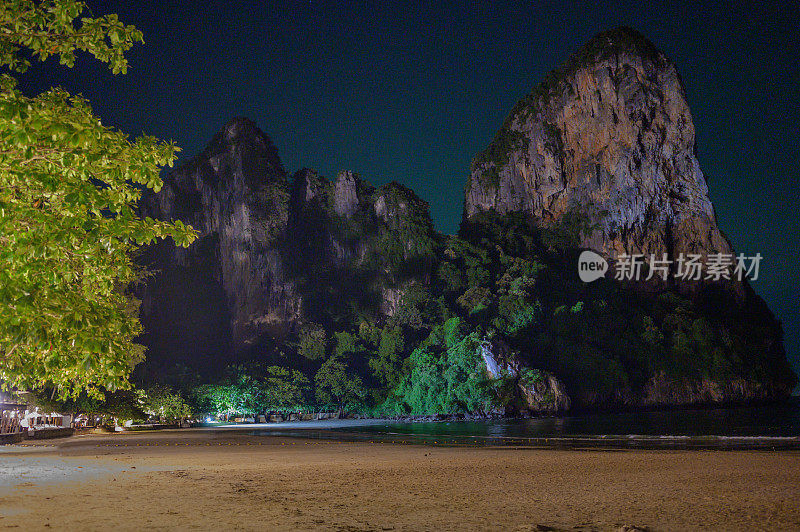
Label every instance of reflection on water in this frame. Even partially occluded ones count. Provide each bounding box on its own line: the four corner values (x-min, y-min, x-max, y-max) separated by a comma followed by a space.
253, 399, 800, 450
353, 398, 800, 439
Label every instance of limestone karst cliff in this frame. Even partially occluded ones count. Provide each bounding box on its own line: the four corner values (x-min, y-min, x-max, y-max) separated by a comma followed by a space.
137, 118, 297, 370
138, 118, 437, 371
464, 27, 732, 267
458, 27, 795, 407
134, 28, 795, 411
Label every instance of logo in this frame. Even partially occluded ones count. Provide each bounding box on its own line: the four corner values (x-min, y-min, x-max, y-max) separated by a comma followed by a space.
577, 252, 763, 283
578, 250, 608, 282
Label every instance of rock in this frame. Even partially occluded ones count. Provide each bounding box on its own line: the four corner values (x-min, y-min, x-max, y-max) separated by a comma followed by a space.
641, 372, 789, 406
463, 27, 732, 280
479, 340, 571, 413
291, 168, 327, 205
138, 117, 300, 368
518, 372, 571, 414
134, 28, 795, 411
459, 26, 795, 408
138, 120, 437, 370
332, 170, 360, 217
381, 284, 409, 317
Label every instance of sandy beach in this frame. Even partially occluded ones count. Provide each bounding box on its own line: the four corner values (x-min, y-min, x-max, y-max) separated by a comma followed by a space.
1, 429, 799, 531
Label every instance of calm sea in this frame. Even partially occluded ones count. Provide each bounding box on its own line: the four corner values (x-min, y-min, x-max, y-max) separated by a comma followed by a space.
253, 398, 800, 449
355, 398, 800, 439
296, 398, 800, 449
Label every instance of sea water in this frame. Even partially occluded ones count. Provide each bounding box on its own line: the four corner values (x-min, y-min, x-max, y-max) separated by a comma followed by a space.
353, 398, 800, 439
253, 398, 800, 449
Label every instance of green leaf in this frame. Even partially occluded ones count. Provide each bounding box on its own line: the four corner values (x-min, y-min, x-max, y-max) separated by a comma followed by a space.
0, 0, 196, 400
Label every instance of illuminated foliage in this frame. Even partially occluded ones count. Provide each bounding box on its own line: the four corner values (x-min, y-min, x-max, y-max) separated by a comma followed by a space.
0, 1, 197, 398
193, 365, 311, 416
314, 354, 366, 410
138, 385, 190, 422
297, 323, 326, 361
393, 322, 492, 415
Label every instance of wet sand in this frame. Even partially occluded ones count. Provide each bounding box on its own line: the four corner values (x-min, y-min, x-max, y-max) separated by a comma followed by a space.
1, 429, 799, 531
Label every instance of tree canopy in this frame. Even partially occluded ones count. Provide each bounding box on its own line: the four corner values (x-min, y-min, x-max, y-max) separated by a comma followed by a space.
0, 0, 196, 398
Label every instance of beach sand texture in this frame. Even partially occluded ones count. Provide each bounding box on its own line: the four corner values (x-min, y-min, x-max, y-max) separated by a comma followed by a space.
1, 430, 799, 531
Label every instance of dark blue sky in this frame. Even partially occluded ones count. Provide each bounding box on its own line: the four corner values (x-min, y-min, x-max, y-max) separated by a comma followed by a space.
18, 0, 799, 381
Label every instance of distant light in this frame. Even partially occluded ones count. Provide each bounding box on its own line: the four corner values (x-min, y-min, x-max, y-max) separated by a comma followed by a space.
205, 417, 213, 423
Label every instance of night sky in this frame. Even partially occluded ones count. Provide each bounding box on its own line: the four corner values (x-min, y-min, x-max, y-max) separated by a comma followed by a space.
17, 1, 799, 383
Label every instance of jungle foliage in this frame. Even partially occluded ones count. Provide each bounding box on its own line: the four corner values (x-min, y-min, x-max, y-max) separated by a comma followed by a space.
0, 1, 196, 399
143, 206, 794, 418
7, 7, 788, 416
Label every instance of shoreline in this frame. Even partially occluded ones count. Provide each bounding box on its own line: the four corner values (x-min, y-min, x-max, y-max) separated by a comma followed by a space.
254, 429, 800, 451
1, 430, 799, 530
208, 405, 800, 450
8, 404, 800, 452
189, 395, 800, 428
9, 424, 800, 451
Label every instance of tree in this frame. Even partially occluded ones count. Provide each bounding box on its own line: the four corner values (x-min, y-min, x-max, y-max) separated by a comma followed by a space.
314, 355, 365, 412
138, 385, 190, 423
368, 325, 405, 389
28, 387, 145, 425
297, 323, 326, 360
395, 326, 493, 415
193, 383, 236, 419
261, 366, 311, 411
201, 365, 264, 417
99, 389, 146, 424
0, 1, 196, 398
191, 365, 311, 418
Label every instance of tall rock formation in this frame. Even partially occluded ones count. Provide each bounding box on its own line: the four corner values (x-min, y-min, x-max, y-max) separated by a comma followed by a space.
460, 27, 795, 406
137, 118, 438, 371
464, 27, 732, 266
139, 118, 299, 358
134, 29, 794, 408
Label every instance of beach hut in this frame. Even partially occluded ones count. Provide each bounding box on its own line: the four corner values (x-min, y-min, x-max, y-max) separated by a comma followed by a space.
21, 410, 72, 430
1, 406, 24, 434
0, 396, 27, 434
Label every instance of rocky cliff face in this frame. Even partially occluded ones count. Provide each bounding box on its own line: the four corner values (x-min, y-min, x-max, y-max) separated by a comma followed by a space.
480, 340, 571, 413
284, 169, 438, 327
464, 27, 732, 267
135, 28, 794, 410
139, 118, 299, 358
138, 118, 437, 369
460, 27, 795, 408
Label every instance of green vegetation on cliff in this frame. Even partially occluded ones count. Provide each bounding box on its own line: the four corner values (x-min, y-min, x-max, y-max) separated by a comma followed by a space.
127, 26, 793, 419
132, 207, 794, 419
